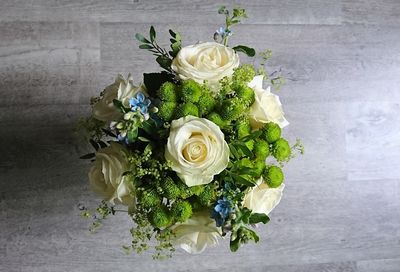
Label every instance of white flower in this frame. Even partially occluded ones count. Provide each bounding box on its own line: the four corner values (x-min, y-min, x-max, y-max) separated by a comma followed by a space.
243, 178, 285, 215
92, 74, 147, 122
170, 211, 221, 254
88, 142, 134, 206
171, 42, 240, 88
248, 75, 289, 129
165, 116, 230, 187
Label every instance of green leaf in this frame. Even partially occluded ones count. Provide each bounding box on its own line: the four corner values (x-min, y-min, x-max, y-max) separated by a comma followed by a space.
89, 139, 99, 150
237, 167, 260, 177
231, 173, 255, 187
229, 237, 240, 252
169, 29, 176, 38
113, 99, 128, 113
156, 55, 172, 70
240, 130, 262, 142
149, 26, 156, 42
143, 72, 174, 96
229, 144, 240, 159
127, 128, 138, 142
235, 142, 253, 157
249, 213, 270, 224
139, 44, 153, 49
233, 45, 256, 57
135, 33, 150, 44
80, 153, 95, 159
138, 136, 151, 142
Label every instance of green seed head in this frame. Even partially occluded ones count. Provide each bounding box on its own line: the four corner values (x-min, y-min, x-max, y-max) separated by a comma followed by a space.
232, 65, 256, 83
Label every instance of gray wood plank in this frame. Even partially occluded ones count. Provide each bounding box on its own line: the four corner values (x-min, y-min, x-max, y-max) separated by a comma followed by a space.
0, 0, 342, 25
357, 258, 400, 272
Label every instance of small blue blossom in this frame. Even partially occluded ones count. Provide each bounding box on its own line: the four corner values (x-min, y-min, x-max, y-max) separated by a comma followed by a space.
117, 133, 129, 144
129, 92, 151, 115
214, 27, 232, 43
211, 197, 233, 227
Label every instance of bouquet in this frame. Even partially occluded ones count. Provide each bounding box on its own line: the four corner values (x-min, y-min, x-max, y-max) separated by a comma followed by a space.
78, 6, 303, 259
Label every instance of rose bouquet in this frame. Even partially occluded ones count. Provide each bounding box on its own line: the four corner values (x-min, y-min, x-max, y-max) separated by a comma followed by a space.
78, 6, 303, 259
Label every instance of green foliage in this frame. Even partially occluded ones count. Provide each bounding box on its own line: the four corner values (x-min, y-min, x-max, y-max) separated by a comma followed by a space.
232, 45, 256, 57
272, 138, 291, 162
262, 122, 281, 143
253, 159, 266, 177
171, 201, 193, 222
263, 165, 284, 188
235, 118, 251, 139
168, 29, 182, 58
220, 98, 246, 121
218, 6, 248, 46
232, 65, 256, 84
181, 79, 202, 103
157, 82, 178, 102
143, 72, 174, 97
175, 102, 199, 119
234, 84, 255, 106
158, 102, 177, 121
197, 185, 217, 207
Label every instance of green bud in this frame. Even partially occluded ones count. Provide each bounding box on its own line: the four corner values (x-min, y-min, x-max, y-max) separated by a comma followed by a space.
157, 82, 178, 102
162, 177, 181, 200
158, 102, 177, 121
140, 189, 160, 208
263, 165, 284, 188
181, 79, 202, 103
197, 93, 216, 116
207, 112, 227, 128
254, 140, 270, 160
150, 206, 171, 228
175, 102, 199, 119
263, 122, 281, 143
171, 201, 193, 222
272, 138, 291, 162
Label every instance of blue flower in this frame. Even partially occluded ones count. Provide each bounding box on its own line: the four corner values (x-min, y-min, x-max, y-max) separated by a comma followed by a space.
129, 92, 151, 115
117, 133, 129, 144
211, 197, 233, 227
214, 27, 232, 42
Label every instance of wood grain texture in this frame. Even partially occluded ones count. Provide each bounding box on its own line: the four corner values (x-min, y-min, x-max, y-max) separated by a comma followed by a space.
1, 0, 400, 271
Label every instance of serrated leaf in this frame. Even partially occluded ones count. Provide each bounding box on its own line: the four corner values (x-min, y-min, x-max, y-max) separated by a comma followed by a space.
135, 33, 150, 44
149, 26, 156, 42
233, 45, 256, 57
249, 213, 270, 224
80, 153, 95, 159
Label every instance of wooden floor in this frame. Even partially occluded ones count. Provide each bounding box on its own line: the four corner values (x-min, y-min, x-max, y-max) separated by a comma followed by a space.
1, 1, 400, 271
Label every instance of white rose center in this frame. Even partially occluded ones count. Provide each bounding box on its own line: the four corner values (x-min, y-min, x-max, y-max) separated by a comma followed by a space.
182, 134, 209, 163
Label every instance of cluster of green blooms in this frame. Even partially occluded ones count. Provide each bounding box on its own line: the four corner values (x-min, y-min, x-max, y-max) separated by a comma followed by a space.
156, 79, 216, 121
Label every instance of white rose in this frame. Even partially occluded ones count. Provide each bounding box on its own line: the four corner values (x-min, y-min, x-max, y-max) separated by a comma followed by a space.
88, 142, 134, 206
243, 178, 285, 215
171, 42, 240, 88
170, 211, 221, 254
93, 74, 147, 122
165, 116, 230, 187
248, 75, 289, 129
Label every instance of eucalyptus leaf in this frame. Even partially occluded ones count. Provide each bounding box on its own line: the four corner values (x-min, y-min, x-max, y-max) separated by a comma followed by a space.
149, 26, 156, 42
135, 33, 150, 44
139, 44, 153, 49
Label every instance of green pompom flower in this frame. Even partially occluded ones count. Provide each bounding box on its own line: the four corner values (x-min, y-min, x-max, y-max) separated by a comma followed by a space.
157, 82, 178, 102
189, 185, 205, 196
140, 189, 160, 208
220, 98, 245, 121
162, 177, 181, 200
197, 185, 216, 207
234, 84, 255, 105
150, 206, 171, 228
176, 182, 193, 199
207, 112, 226, 128
254, 139, 270, 160
158, 102, 177, 121
181, 79, 202, 103
236, 118, 251, 139
197, 93, 216, 116
174, 102, 199, 119
272, 138, 291, 161
253, 159, 266, 177
263, 122, 281, 143
263, 165, 284, 188
171, 201, 193, 222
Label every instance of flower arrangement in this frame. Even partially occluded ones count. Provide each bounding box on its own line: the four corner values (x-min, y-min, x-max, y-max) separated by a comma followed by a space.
78, 6, 303, 259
